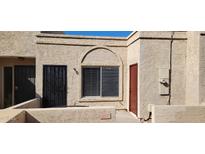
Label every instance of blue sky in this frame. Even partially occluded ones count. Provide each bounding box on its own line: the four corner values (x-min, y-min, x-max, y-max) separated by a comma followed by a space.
64, 31, 132, 37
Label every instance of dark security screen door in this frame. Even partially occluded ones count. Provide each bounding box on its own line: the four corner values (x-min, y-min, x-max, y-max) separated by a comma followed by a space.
4, 67, 13, 108
14, 66, 36, 104
43, 65, 67, 107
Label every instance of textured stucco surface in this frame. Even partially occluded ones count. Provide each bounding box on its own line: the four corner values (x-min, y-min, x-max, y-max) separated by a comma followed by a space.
0, 106, 116, 123
136, 32, 187, 118
0, 32, 128, 110
0, 31, 38, 57
1, 31, 205, 122
170, 40, 186, 105
152, 105, 205, 123
0, 109, 24, 122
35, 42, 127, 109
26, 106, 116, 123
8, 98, 40, 109
199, 35, 205, 104
186, 32, 200, 105
139, 39, 170, 118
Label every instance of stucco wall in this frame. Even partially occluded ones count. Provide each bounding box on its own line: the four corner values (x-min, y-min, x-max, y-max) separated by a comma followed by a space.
0, 31, 38, 108
8, 98, 40, 109
26, 106, 116, 123
35, 36, 128, 109
151, 105, 205, 123
0, 32, 128, 110
185, 32, 200, 105
137, 31, 187, 118
199, 34, 205, 104
1, 31, 200, 121
0, 31, 38, 57
170, 40, 186, 104
139, 39, 170, 118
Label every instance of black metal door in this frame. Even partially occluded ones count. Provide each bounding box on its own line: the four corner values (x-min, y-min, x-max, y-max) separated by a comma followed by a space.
4, 67, 13, 108
14, 66, 36, 104
43, 65, 67, 107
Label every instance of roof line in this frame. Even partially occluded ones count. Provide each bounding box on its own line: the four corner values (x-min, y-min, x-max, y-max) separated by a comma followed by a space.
36, 33, 128, 41
126, 31, 138, 39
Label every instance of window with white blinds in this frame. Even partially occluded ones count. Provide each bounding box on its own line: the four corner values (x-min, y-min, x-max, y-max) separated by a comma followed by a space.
82, 66, 119, 97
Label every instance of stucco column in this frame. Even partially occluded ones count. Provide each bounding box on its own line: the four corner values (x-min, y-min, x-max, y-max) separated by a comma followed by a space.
185, 32, 200, 105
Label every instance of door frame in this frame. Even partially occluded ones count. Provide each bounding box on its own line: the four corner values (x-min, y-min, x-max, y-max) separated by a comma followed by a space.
129, 63, 138, 116
2, 65, 15, 107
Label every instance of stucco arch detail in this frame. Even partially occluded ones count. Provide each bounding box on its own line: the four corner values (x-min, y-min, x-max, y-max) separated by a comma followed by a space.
80, 46, 123, 66
78, 46, 124, 102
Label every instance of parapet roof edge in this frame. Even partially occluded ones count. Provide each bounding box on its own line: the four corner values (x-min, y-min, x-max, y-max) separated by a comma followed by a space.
36, 33, 130, 41
126, 31, 138, 39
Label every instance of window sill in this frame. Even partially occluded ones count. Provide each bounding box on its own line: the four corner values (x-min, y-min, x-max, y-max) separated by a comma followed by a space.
79, 96, 122, 102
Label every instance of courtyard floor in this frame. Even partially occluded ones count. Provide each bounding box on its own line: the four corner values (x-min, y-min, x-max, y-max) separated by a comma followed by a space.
115, 110, 141, 123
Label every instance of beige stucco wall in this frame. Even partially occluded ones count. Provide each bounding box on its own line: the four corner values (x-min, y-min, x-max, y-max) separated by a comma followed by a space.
136, 31, 187, 118
139, 39, 170, 118
0, 106, 116, 123
35, 35, 128, 109
170, 39, 186, 104
199, 34, 205, 104
0, 32, 128, 110
151, 105, 205, 123
0, 31, 38, 108
26, 106, 116, 123
184, 32, 205, 105
185, 32, 200, 105
2, 31, 205, 121
8, 98, 40, 109
0, 31, 38, 57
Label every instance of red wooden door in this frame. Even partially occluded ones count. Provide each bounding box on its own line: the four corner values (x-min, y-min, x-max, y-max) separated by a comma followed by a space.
129, 64, 138, 116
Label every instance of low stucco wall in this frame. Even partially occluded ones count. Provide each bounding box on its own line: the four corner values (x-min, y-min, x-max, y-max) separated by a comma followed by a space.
7, 111, 26, 123
0, 110, 24, 122
26, 106, 116, 123
0, 110, 40, 123
8, 98, 41, 109
151, 105, 205, 123
0, 106, 115, 123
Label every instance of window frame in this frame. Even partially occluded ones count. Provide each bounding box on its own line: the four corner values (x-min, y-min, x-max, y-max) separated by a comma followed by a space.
81, 66, 120, 99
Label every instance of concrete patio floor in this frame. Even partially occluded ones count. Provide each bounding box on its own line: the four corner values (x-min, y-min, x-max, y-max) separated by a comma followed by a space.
115, 110, 141, 123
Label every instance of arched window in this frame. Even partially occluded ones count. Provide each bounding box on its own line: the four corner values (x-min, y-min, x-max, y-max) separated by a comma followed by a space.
79, 47, 123, 100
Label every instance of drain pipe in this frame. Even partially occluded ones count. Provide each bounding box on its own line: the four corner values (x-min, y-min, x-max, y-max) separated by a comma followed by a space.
141, 112, 152, 122
168, 31, 174, 105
